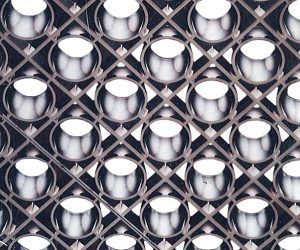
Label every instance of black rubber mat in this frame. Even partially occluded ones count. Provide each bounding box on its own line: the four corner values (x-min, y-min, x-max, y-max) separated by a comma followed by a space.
0, 0, 300, 249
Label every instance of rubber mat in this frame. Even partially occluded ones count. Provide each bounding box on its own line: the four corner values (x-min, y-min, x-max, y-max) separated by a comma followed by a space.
0, 0, 300, 249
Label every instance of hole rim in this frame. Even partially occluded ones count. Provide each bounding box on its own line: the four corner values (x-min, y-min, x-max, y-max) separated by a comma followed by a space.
95, 77, 147, 123
49, 35, 101, 83
228, 196, 277, 239
98, 233, 143, 250
140, 195, 190, 238
0, 0, 54, 40
274, 158, 300, 202
149, 119, 183, 138
51, 195, 101, 239
274, 235, 300, 250
230, 118, 281, 163
141, 36, 193, 84
280, 0, 300, 42
50, 117, 102, 161
232, 37, 284, 85
57, 37, 94, 58
95, 156, 146, 200
141, 117, 191, 162
185, 157, 235, 201
186, 78, 238, 124
240, 40, 276, 60
6, 157, 56, 201
9, 234, 56, 250
150, 39, 186, 59
277, 79, 300, 124
3, 76, 55, 122
184, 233, 232, 250
94, 0, 148, 42
238, 120, 271, 139
188, 0, 240, 43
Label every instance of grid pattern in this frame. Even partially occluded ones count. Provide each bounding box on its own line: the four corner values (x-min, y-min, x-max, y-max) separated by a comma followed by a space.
0, 0, 300, 249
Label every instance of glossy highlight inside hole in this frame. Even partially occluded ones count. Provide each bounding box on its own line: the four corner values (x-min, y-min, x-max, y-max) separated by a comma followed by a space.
282, 161, 300, 177
192, 235, 223, 249
236, 198, 268, 213
278, 236, 300, 250
15, 159, 49, 177
150, 197, 181, 213
288, 0, 300, 20
58, 37, 94, 58
18, 235, 51, 250
60, 119, 93, 137
103, 0, 140, 18
14, 78, 47, 97
150, 120, 182, 138
195, 0, 231, 19
105, 79, 138, 97
60, 197, 94, 213
194, 159, 225, 176
11, 0, 47, 16
241, 40, 275, 60
105, 158, 137, 176
106, 235, 136, 249
287, 81, 300, 99
238, 120, 271, 139
151, 39, 185, 58
195, 80, 229, 99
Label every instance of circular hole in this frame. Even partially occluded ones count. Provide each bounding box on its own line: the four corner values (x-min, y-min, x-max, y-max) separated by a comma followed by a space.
15, 159, 48, 177
240, 40, 275, 60
149, 120, 182, 138
106, 235, 136, 250
151, 39, 185, 58
150, 197, 181, 213
13, 78, 47, 97
282, 161, 300, 177
236, 198, 268, 213
60, 197, 94, 214
60, 119, 93, 137
192, 235, 223, 249
105, 79, 138, 97
278, 236, 300, 250
195, 80, 229, 99
193, 159, 226, 176
11, 0, 47, 16
103, 0, 140, 18
287, 81, 300, 99
17, 235, 51, 250
238, 120, 271, 139
195, 0, 231, 19
105, 158, 137, 176
58, 37, 94, 58
288, 0, 300, 20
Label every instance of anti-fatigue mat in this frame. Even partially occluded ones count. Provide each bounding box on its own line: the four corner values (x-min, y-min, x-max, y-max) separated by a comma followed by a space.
0, 0, 299, 249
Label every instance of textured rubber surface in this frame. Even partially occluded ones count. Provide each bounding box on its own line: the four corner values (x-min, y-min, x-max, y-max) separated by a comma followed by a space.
0, 0, 300, 249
